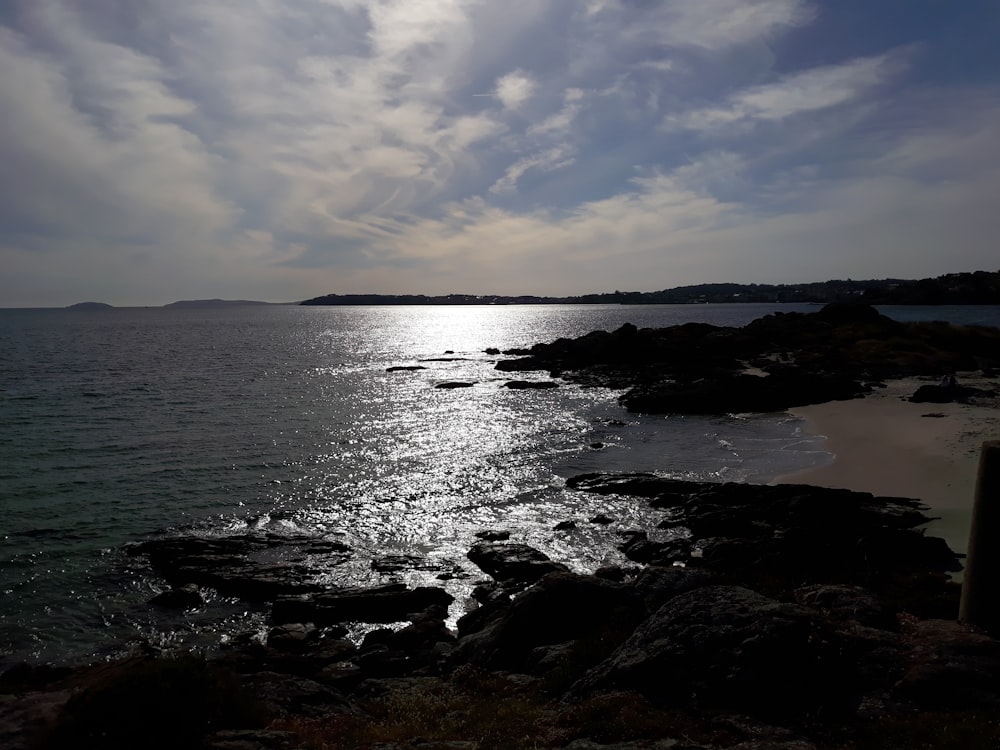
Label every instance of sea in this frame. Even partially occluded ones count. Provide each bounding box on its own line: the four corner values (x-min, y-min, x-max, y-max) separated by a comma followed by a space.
3, 302, 1000, 669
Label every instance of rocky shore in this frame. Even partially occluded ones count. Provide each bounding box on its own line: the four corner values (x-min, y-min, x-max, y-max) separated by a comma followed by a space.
5, 304, 1000, 749
494, 302, 1000, 414
4, 474, 999, 750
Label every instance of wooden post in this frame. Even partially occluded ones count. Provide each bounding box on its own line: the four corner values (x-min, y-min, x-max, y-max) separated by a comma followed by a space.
959, 441, 1000, 633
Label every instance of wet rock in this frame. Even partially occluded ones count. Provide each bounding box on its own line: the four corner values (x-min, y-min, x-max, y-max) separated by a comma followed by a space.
910, 383, 990, 404
149, 583, 205, 609
568, 474, 962, 613
129, 534, 351, 602
467, 542, 569, 584
370, 554, 443, 573
567, 585, 852, 718
266, 623, 318, 652
271, 584, 453, 626
475, 530, 511, 541
502, 380, 559, 389
620, 371, 866, 415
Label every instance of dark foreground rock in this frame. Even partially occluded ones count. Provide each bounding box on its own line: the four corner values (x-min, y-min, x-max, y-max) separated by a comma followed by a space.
494, 304, 1000, 414
565, 585, 847, 718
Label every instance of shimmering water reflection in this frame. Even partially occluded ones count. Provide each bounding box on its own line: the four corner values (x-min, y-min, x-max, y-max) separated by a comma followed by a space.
1, 302, 902, 665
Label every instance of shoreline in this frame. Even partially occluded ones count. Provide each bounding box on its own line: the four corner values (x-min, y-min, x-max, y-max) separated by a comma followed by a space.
775, 376, 1000, 558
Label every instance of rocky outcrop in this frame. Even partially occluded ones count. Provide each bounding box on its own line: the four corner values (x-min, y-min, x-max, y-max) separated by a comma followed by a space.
127, 534, 351, 601
451, 572, 645, 672
565, 586, 849, 718
493, 304, 1000, 414
467, 542, 570, 584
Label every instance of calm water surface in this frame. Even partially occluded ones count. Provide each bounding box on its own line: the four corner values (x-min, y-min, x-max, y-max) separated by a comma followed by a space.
2, 303, 998, 667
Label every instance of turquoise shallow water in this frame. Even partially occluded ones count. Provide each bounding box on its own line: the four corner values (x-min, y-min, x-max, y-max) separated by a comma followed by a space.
1, 302, 998, 668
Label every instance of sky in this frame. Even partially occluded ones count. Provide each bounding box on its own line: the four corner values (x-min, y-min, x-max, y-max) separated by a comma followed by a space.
2, 1, 1000, 306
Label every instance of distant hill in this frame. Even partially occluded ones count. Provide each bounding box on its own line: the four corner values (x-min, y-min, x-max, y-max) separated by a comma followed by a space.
300, 270, 1000, 306
67, 301, 113, 310
163, 299, 276, 309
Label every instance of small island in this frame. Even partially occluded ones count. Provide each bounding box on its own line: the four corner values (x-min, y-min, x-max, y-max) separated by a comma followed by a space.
65, 302, 113, 310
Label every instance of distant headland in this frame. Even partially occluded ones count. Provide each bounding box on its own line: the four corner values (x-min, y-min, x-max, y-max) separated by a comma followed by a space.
301, 269, 1000, 306
60, 269, 1000, 310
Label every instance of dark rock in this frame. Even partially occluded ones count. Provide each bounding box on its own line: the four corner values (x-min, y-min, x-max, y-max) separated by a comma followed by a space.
794, 584, 897, 630
128, 534, 351, 602
240, 671, 347, 717
910, 383, 988, 403
450, 572, 645, 673
554, 520, 577, 531
492, 304, 1000, 414
475, 530, 511, 541
589, 514, 616, 525
271, 584, 453, 626
484, 347, 501, 355
631, 566, 714, 613
566, 585, 850, 718
620, 371, 867, 415
502, 380, 559, 389
386, 365, 426, 372
203, 729, 302, 750
370, 554, 443, 573
266, 623, 318, 652
435, 381, 475, 389
149, 584, 205, 609
568, 474, 962, 613
892, 619, 1000, 708
467, 542, 569, 584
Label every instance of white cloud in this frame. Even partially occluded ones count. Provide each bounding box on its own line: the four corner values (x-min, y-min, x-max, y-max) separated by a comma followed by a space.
494, 69, 538, 109
489, 145, 577, 194
587, 0, 811, 50
666, 53, 903, 132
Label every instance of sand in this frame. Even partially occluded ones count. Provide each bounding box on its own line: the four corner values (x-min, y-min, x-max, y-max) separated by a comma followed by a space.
775, 376, 1000, 557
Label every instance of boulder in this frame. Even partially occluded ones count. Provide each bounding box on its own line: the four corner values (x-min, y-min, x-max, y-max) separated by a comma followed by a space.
566, 585, 853, 718
149, 584, 205, 609
450, 572, 645, 673
502, 380, 559, 389
467, 542, 569, 584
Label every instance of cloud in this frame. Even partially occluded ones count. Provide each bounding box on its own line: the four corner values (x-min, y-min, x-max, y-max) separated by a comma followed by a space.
489, 145, 577, 194
585, 0, 811, 50
0, 0, 997, 305
665, 52, 905, 132
494, 69, 538, 109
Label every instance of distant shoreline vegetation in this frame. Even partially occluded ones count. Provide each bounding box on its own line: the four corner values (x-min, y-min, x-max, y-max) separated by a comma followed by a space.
301, 269, 1000, 306
60, 269, 1000, 309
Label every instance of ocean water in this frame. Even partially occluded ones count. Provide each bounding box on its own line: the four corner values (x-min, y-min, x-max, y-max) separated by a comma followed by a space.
2, 302, 998, 668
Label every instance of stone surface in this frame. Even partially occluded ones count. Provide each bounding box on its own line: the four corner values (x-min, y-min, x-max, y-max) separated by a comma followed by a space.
566, 585, 853, 718
467, 542, 570, 584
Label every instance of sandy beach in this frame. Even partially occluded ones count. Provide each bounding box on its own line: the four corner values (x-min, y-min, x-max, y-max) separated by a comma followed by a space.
776, 376, 1000, 557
